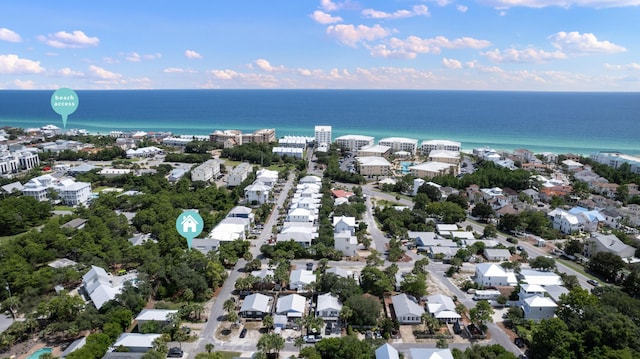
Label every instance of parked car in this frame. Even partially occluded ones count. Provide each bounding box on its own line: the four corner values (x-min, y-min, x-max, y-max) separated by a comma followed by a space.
514, 337, 526, 348
587, 279, 600, 286
304, 335, 320, 343
306, 262, 314, 270
516, 245, 523, 251
167, 347, 183, 358
239, 328, 247, 338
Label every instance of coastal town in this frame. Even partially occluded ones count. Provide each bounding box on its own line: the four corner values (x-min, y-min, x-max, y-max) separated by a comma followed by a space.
2, 124, 640, 359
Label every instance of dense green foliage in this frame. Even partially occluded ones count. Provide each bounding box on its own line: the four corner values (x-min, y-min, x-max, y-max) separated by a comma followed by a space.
430, 161, 533, 190
0, 196, 52, 235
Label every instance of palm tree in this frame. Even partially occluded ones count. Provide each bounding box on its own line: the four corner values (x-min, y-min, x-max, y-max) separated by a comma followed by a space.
192, 302, 205, 321
422, 313, 440, 334
257, 332, 285, 357
223, 299, 236, 313
455, 303, 467, 318
294, 335, 305, 353
205, 343, 215, 353
339, 306, 353, 328
262, 315, 274, 332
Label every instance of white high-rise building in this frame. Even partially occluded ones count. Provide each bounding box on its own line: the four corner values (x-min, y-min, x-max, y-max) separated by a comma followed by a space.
314, 126, 332, 146
335, 135, 374, 152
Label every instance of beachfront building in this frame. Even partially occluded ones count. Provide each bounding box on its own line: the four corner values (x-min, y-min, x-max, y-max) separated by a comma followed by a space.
191, 159, 222, 182
356, 156, 392, 177
421, 139, 461, 155
210, 129, 242, 147
590, 152, 640, 173
357, 145, 392, 158
125, 146, 163, 158
247, 128, 277, 144
278, 136, 314, 148
428, 150, 461, 166
409, 162, 458, 178
227, 162, 253, 187
378, 137, 419, 155
335, 135, 375, 152
315, 125, 332, 146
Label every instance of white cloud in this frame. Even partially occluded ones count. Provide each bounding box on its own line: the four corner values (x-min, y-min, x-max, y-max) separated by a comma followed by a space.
0, 28, 22, 42
499, 10, 507, 15
163, 67, 196, 73
310, 10, 343, 24
0, 54, 45, 74
482, 47, 567, 63
88, 65, 122, 80
372, 35, 491, 58
320, 0, 339, 11
456, 4, 469, 12
549, 31, 626, 54
12, 79, 36, 89
326, 24, 391, 47
185, 50, 203, 59
361, 5, 429, 19
255, 59, 286, 72
103, 57, 119, 64
479, 0, 640, 8
38, 30, 99, 48
208, 69, 238, 80
431, 0, 453, 6
605, 62, 640, 70
442, 58, 463, 69
126, 52, 162, 62
57, 67, 85, 77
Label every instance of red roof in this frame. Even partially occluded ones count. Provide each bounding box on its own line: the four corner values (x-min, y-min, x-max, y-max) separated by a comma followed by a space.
331, 189, 355, 198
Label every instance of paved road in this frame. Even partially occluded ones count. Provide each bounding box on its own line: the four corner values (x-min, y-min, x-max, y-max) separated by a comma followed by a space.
189, 173, 296, 358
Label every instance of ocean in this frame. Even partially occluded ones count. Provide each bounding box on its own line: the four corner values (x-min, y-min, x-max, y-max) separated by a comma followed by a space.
0, 90, 638, 155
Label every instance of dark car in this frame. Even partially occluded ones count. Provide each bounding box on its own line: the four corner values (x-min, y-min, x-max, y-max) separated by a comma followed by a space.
325, 323, 332, 335
514, 337, 526, 348
167, 347, 183, 358
239, 328, 247, 338
587, 279, 600, 286
516, 245, 523, 251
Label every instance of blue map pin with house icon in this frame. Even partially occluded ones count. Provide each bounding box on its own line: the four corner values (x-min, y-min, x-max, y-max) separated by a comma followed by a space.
176, 210, 204, 249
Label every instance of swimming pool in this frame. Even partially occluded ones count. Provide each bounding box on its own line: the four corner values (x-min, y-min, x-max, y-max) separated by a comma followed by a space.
400, 161, 414, 175
27, 348, 52, 359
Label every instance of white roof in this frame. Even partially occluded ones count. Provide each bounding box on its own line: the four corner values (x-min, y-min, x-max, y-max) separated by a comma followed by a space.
359, 144, 391, 153
251, 269, 275, 279
375, 343, 399, 359
317, 293, 342, 312
476, 263, 507, 277
325, 267, 354, 278
436, 224, 458, 232
521, 284, 546, 293
240, 293, 272, 313
379, 137, 418, 144
410, 162, 452, 172
333, 215, 356, 227
135, 309, 178, 322
357, 156, 392, 166
519, 269, 562, 286
290, 269, 316, 285
391, 293, 424, 317
410, 348, 454, 359
422, 139, 461, 147
524, 296, 557, 308
276, 294, 306, 315
428, 150, 460, 159
113, 333, 161, 349
335, 134, 374, 141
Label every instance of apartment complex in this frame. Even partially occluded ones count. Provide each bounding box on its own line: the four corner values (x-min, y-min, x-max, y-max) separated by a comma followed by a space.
335, 135, 374, 152
378, 137, 419, 155
314, 126, 332, 146
590, 152, 640, 174
421, 140, 461, 155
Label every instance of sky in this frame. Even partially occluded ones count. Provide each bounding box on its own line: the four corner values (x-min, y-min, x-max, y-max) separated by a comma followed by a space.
1, 0, 639, 91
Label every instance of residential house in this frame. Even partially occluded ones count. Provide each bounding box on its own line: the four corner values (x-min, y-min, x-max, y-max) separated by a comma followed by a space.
135, 309, 178, 331
289, 269, 316, 291
375, 343, 399, 359
190, 238, 219, 254
333, 216, 356, 235
299, 175, 322, 186
286, 208, 315, 223
522, 296, 557, 322
474, 263, 516, 287
277, 226, 317, 247
425, 294, 461, 323
61, 218, 88, 230
584, 232, 635, 259
276, 294, 306, 318
82, 265, 121, 310
325, 267, 356, 280
484, 248, 512, 262
334, 231, 358, 257
227, 206, 255, 221
240, 293, 272, 319
244, 181, 271, 205
316, 293, 342, 321
518, 284, 546, 305
518, 270, 563, 286
391, 293, 424, 324
111, 333, 161, 353
227, 162, 253, 187
409, 348, 454, 359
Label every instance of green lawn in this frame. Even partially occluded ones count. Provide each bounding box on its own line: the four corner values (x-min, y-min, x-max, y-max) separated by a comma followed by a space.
218, 351, 241, 359
0, 232, 25, 246
54, 205, 75, 212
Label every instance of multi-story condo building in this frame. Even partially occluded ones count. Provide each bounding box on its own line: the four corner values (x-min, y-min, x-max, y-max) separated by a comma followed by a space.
421, 140, 461, 155
590, 152, 640, 174
58, 182, 92, 206
314, 126, 332, 146
356, 157, 392, 177
335, 135, 374, 152
357, 145, 391, 158
227, 162, 253, 187
378, 137, 419, 155
191, 159, 222, 182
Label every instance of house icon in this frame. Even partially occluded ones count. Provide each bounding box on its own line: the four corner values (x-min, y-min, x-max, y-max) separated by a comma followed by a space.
181, 214, 199, 233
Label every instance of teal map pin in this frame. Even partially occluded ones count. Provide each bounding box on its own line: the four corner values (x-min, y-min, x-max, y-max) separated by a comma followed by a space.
51, 88, 79, 128
176, 210, 204, 249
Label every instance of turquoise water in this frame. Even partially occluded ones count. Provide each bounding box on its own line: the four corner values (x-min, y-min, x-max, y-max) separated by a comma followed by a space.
27, 348, 52, 359
1, 90, 639, 155
401, 162, 414, 175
